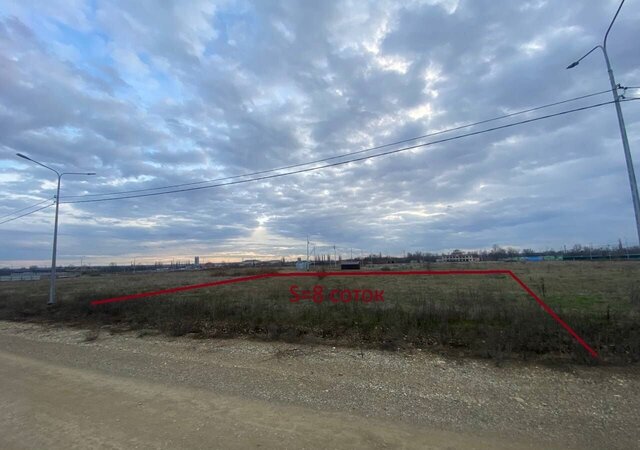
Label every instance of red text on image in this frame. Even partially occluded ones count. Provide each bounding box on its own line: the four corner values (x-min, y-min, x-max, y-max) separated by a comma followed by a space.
289, 285, 384, 304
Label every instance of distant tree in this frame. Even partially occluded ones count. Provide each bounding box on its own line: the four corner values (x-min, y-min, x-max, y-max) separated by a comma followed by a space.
505, 247, 520, 257
489, 245, 507, 260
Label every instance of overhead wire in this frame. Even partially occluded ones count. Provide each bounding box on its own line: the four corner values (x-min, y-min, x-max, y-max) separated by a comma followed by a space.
61, 87, 619, 200
0, 197, 55, 220
60, 98, 639, 205
0, 203, 54, 225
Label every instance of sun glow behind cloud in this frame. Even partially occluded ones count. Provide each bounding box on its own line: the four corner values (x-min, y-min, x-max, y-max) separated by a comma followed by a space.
0, 0, 638, 265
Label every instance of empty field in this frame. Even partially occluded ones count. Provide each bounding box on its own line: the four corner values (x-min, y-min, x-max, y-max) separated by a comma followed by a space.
1, 261, 639, 363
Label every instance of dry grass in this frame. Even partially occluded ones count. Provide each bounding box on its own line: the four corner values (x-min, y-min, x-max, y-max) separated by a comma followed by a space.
1, 261, 639, 364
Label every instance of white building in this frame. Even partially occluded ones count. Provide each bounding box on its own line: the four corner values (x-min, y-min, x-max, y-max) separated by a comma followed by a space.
436, 254, 480, 263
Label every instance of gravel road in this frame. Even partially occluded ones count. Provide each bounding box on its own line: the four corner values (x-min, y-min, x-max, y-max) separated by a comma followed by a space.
0, 320, 638, 449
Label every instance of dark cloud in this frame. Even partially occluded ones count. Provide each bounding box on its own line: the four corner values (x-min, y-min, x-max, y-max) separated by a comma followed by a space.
1, 0, 639, 265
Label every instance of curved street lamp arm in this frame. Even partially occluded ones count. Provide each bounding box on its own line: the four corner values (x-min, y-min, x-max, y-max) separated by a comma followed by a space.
570, 45, 603, 68
16, 153, 61, 176
61, 172, 97, 177
604, 0, 625, 51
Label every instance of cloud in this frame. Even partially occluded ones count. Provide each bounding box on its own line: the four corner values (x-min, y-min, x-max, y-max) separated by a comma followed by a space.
0, 0, 639, 266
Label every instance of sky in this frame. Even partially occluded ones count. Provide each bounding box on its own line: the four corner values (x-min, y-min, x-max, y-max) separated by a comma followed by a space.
1, 0, 639, 267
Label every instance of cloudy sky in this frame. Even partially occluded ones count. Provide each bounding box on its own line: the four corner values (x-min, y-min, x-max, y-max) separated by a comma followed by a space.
1, 0, 639, 266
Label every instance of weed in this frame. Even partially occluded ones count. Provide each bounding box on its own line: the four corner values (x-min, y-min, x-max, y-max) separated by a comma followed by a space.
1, 262, 639, 363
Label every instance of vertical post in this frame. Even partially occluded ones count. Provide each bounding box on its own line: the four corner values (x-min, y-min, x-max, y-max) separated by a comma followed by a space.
49, 175, 61, 305
603, 49, 640, 244
566, 1, 639, 244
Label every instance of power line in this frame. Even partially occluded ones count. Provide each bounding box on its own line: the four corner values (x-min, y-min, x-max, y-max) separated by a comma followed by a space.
0, 203, 54, 225
0, 197, 54, 220
61, 88, 618, 200
61, 98, 638, 205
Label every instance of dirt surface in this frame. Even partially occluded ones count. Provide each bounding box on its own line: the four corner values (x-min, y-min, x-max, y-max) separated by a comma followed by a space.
0, 321, 638, 449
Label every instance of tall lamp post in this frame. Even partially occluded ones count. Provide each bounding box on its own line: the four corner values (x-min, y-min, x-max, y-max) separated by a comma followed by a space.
17, 153, 95, 305
567, 0, 640, 245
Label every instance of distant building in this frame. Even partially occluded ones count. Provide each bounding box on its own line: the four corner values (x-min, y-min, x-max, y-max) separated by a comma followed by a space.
436, 254, 480, 263
295, 260, 310, 271
0, 272, 41, 282
263, 259, 283, 266
194, 256, 200, 266
340, 261, 360, 270
241, 259, 261, 267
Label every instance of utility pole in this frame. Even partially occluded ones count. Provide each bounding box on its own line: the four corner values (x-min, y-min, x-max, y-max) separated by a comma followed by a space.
16, 153, 95, 305
567, 0, 640, 245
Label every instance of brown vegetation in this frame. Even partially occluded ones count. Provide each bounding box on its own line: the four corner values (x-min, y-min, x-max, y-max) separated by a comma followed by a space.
1, 261, 639, 364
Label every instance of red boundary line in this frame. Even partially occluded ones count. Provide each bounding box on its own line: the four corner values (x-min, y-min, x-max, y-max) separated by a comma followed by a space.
90, 270, 599, 359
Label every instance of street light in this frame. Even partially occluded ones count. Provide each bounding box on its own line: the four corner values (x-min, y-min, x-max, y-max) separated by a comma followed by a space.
16, 153, 96, 305
567, 0, 640, 245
